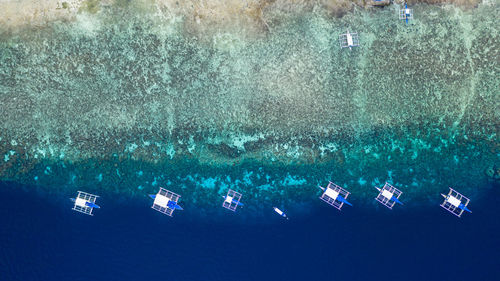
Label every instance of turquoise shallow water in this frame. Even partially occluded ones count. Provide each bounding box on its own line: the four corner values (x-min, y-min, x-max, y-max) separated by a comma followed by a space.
0, 2, 498, 214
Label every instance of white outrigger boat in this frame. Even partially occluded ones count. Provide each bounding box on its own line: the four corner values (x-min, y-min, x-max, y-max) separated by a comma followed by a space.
70, 191, 100, 216
339, 30, 360, 50
440, 187, 471, 217
319, 181, 352, 210
222, 189, 244, 212
374, 183, 403, 209
149, 187, 183, 217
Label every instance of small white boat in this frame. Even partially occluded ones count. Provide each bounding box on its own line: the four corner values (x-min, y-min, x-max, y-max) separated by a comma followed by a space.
273, 207, 289, 220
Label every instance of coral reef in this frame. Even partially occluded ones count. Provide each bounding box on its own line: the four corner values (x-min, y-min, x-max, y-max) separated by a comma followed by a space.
0, 0, 498, 210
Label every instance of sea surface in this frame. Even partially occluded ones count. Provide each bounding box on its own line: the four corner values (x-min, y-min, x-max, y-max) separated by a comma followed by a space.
1, 180, 499, 280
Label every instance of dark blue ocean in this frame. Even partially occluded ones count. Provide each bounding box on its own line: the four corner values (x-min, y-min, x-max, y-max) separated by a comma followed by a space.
1, 181, 499, 281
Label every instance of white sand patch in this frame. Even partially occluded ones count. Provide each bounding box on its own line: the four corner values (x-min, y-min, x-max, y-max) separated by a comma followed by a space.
0, 0, 84, 30
73, 12, 101, 36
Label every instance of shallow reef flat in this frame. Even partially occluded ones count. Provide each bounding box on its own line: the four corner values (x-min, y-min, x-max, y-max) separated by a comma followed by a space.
0, 0, 498, 214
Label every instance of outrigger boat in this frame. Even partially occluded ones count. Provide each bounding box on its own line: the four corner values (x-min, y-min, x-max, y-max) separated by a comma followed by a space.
222, 189, 244, 212
70, 191, 100, 216
399, 2, 413, 24
374, 183, 403, 209
149, 187, 183, 217
440, 188, 471, 217
339, 30, 360, 50
319, 182, 353, 210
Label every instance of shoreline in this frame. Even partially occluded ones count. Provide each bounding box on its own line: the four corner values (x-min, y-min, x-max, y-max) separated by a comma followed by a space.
0, 0, 487, 36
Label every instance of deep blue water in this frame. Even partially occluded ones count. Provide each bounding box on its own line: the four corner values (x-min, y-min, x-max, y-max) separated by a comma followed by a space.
1, 181, 499, 281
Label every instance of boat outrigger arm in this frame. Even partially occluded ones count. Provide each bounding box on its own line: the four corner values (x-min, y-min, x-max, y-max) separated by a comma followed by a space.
70, 198, 100, 208
149, 194, 184, 210
222, 195, 244, 206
